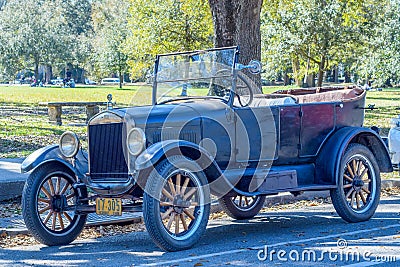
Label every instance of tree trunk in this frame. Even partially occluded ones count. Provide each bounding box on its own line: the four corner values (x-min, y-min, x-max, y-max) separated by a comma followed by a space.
292, 56, 302, 87
208, 0, 263, 91
306, 74, 315, 87
344, 71, 351, 83
34, 58, 39, 84
317, 70, 323, 87
78, 67, 86, 83
317, 55, 326, 87
45, 65, 52, 84
283, 72, 289, 85
119, 67, 123, 89
333, 66, 339, 83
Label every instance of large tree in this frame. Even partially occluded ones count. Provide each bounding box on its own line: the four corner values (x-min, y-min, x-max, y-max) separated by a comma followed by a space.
125, 0, 213, 79
208, 0, 263, 89
356, 0, 400, 86
60, 0, 94, 80
92, 0, 130, 88
0, 0, 55, 80
0, 0, 92, 82
261, 0, 386, 87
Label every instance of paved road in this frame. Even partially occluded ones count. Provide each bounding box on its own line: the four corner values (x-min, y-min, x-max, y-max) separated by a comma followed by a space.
0, 158, 27, 201
1, 196, 399, 267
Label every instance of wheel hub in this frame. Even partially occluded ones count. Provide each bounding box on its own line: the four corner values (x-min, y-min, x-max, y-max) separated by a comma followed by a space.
51, 195, 68, 212
353, 177, 365, 189
172, 195, 191, 214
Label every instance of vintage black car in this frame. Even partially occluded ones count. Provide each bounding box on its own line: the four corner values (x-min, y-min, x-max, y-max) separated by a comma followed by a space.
21, 47, 392, 251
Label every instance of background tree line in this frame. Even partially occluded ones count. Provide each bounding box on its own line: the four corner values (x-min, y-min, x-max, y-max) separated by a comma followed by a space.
0, 0, 399, 88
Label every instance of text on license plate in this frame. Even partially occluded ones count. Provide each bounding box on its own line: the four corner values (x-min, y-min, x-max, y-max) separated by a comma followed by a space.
96, 198, 122, 216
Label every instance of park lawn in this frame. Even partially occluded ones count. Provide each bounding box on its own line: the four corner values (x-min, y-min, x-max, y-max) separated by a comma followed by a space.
364, 89, 400, 135
0, 84, 153, 107
1, 84, 400, 160
0, 84, 153, 157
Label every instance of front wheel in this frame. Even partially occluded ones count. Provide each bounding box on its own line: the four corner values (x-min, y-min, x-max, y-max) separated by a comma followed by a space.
143, 156, 210, 251
219, 195, 266, 220
330, 144, 381, 223
22, 164, 87, 246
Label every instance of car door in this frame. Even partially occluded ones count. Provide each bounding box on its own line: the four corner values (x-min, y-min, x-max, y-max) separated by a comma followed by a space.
277, 105, 301, 163
299, 103, 336, 157
234, 106, 279, 163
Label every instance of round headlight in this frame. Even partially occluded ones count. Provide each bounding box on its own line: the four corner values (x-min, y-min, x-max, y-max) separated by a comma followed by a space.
59, 131, 80, 158
127, 128, 146, 156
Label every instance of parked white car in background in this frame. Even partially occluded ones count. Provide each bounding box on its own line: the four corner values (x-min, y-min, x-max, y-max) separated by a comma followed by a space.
85, 78, 97, 85
101, 78, 120, 85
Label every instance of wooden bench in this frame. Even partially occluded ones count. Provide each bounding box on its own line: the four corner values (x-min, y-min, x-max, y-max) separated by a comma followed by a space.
39, 102, 110, 125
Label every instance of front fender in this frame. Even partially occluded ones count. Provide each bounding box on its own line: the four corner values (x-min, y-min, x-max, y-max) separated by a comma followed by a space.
21, 145, 88, 179
316, 127, 393, 185
135, 140, 216, 170
135, 140, 240, 197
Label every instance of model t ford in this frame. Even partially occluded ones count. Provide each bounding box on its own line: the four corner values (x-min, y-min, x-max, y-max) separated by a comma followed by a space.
21, 47, 392, 251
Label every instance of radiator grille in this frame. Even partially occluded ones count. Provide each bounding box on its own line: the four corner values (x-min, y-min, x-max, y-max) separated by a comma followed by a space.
88, 123, 128, 182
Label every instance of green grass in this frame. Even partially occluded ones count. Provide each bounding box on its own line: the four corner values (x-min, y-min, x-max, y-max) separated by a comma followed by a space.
364, 89, 400, 136
1, 84, 400, 162
261, 85, 298, 94
0, 84, 153, 107
0, 84, 152, 157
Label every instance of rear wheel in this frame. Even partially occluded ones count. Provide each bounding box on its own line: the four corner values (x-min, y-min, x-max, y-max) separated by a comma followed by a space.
143, 156, 210, 251
219, 195, 266, 220
22, 164, 87, 246
330, 144, 381, 223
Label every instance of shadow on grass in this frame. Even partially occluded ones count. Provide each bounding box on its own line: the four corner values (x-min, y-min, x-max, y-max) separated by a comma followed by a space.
367, 96, 400, 102
0, 124, 68, 140
0, 102, 40, 107
0, 138, 43, 155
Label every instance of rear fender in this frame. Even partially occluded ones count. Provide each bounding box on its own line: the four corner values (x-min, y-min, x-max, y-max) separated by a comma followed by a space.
316, 127, 392, 185
21, 145, 88, 180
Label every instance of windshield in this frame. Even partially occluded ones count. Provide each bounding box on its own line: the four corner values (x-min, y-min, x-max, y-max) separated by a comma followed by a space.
152, 47, 238, 105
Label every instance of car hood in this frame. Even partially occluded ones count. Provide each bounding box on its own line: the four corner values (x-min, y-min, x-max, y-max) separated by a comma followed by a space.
103, 99, 229, 128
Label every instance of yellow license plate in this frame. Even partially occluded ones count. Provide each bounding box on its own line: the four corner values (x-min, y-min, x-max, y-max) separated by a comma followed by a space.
95, 198, 122, 216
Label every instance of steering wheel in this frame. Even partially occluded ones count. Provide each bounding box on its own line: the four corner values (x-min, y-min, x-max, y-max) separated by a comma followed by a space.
208, 69, 254, 107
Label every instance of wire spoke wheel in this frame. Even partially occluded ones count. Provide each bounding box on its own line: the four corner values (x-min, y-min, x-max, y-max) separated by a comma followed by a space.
22, 164, 87, 246
219, 194, 266, 220
330, 144, 380, 223
231, 195, 259, 211
159, 172, 202, 236
36, 175, 77, 232
342, 154, 377, 213
143, 156, 210, 251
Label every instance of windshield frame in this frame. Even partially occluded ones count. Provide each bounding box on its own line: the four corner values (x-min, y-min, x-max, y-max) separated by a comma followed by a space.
151, 46, 240, 106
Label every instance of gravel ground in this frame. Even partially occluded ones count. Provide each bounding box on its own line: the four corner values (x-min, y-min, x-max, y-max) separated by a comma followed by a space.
1, 187, 399, 248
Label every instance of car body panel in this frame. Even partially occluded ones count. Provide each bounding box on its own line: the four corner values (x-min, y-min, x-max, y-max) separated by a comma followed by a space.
234, 106, 279, 162
276, 105, 301, 163
300, 103, 335, 157
316, 126, 392, 185
21, 144, 88, 180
